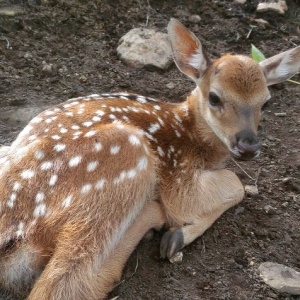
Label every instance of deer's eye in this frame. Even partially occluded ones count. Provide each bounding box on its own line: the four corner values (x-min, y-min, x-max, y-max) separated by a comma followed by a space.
209, 92, 222, 107
261, 100, 269, 111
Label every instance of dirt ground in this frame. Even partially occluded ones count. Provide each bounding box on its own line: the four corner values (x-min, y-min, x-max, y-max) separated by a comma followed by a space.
0, 0, 299, 299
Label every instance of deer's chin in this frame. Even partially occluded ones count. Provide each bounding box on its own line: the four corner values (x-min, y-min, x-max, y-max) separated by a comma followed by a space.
230, 148, 261, 161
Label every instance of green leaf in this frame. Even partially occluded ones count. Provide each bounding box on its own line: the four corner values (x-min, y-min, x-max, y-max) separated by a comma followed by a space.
251, 44, 266, 63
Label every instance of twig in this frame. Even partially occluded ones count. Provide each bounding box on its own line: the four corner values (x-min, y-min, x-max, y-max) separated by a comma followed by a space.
254, 167, 261, 186
246, 25, 256, 39
231, 158, 255, 181
131, 253, 139, 276
145, 0, 151, 27
0, 34, 10, 49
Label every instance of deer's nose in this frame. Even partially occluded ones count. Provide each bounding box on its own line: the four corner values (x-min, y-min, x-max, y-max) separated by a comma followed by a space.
234, 129, 260, 160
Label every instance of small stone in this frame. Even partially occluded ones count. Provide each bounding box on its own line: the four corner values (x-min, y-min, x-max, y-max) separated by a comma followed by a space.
264, 205, 277, 215
166, 82, 175, 89
259, 262, 300, 295
282, 201, 289, 208
169, 251, 183, 264
234, 0, 246, 3
235, 206, 245, 215
245, 185, 259, 196
188, 15, 201, 23
253, 18, 269, 26
274, 112, 287, 117
79, 75, 88, 83
256, 0, 288, 15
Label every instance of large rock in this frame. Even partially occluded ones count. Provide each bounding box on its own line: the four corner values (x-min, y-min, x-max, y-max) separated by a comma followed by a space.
256, 1, 288, 15
117, 28, 173, 70
259, 262, 300, 295
0, 107, 48, 127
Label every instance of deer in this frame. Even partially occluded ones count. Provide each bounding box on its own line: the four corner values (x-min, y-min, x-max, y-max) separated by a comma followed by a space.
0, 18, 299, 299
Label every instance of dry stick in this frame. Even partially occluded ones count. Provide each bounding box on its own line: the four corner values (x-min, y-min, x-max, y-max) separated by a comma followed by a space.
231, 158, 256, 182
145, 0, 151, 27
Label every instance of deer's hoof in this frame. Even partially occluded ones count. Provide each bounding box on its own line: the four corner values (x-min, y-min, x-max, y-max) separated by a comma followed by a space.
160, 229, 184, 260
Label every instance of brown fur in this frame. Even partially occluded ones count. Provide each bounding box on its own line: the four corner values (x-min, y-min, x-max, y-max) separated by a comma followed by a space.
0, 19, 299, 299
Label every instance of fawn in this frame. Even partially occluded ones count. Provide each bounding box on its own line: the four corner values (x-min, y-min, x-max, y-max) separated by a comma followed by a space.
0, 18, 299, 299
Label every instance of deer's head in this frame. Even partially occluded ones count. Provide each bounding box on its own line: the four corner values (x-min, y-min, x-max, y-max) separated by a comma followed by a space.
168, 19, 300, 160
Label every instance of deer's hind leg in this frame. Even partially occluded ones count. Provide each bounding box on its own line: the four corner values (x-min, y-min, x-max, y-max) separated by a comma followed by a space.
161, 169, 245, 259
28, 130, 161, 300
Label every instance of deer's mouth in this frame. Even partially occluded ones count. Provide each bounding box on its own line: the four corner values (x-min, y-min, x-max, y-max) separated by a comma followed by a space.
230, 147, 261, 161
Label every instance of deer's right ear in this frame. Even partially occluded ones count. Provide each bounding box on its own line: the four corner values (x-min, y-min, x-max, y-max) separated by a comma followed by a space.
168, 18, 211, 81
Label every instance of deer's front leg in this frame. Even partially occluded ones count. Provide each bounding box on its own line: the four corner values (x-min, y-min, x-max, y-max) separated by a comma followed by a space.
160, 169, 244, 259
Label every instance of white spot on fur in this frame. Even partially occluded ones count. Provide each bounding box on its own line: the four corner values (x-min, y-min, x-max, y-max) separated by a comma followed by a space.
96, 110, 105, 116
28, 135, 37, 141
62, 195, 73, 208
148, 123, 161, 134
33, 203, 46, 217
31, 116, 43, 124
81, 183, 92, 194
66, 112, 74, 117
127, 169, 137, 179
137, 156, 148, 170
122, 116, 129, 122
54, 144, 66, 152
16, 222, 24, 237
35, 192, 45, 203
34, 150, 45, 160
49, 174, 58, 186
153, 105, 161, 110
7, 193, 17, 208
95, 179, 106, 190
137, 95, 147, 103
128, 135, 141, 146
175, 130, 181, 138
13, 182, 21, 192
92, 116, 101, 122
21, 169, 35, 179
44, 110, 55, 115
51, 135, 61, 140
84, 130, 97, 137
68, 156, 82, 167
109, 114, 117, 120
60, 128, 68, 134
110, 145, 121, 155
94, 142, 103, 152
87, 161, 98, 172
83, 121, 93, 127
40, 161, 53, 171
157, 146, 165, 157
71, 125, 80, 130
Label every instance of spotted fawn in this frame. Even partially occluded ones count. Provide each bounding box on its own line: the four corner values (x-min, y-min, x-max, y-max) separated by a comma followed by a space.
0, 19, 299, 299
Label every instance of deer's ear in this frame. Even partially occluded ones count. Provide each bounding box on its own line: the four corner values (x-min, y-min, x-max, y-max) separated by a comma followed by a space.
168, 18, 211, 82
259, 46, 300, 86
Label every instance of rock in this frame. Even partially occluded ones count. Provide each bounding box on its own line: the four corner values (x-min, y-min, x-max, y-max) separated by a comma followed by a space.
245, 185, 259, 196
256, 1, 288, 15
234, 0, 246, 3
188, 15, 201, 23
264, 205, 277, 215
0, 107, 49, 127
169, 251, 183, 264
259, 262, 300, 295
166, 82, 175, 89
253, 18, 270, 27
117, 28, 173, 70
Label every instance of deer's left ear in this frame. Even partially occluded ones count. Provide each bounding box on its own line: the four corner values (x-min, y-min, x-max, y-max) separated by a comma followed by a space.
168, 18, 211, 82
259, 46, 300, 86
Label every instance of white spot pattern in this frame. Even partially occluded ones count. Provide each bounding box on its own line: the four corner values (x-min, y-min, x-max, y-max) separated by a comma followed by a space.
68, 156, 82, 167
110, 145, 121, 155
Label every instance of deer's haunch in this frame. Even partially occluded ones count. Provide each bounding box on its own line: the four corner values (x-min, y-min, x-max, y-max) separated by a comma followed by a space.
0, 19, 299, 299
